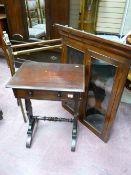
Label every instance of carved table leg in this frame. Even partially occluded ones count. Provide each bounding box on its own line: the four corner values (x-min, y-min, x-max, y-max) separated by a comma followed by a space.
71, 95, 79, 152
0, 110, 3, 120
25, 99, 37, 148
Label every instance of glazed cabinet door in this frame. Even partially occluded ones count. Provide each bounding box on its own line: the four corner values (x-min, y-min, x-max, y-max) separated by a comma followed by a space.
62, 44, 130, 142
56, 24, 131, 143
79, 49, 129, 142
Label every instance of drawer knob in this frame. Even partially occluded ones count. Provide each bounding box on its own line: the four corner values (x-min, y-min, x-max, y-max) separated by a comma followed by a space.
57, 92, 61, 97
28, 91, 33, 97
67, 94, 74, 98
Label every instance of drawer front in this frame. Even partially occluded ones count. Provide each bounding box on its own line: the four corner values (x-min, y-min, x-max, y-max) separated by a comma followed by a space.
13, 89, 80, 101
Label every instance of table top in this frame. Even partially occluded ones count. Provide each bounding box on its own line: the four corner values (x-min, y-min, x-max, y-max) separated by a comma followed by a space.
6, 61, 85, 92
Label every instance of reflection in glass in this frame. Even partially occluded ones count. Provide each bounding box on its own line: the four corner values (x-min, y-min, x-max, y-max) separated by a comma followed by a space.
84, 57, 116, 132
25, 0, 46, 39
67, 46, 84, 64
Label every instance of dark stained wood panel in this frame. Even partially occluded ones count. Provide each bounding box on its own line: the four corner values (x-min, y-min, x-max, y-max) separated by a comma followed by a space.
45, 0, 69, 39
0, 15, 8, 48
4, 0, 29, 40
0, 0, 4, 3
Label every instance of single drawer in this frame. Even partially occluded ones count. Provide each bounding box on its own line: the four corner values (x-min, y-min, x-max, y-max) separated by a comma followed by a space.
13, 89, 79, 101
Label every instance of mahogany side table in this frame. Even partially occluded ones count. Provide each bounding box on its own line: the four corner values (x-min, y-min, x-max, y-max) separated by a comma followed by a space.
6, 61, 85, 151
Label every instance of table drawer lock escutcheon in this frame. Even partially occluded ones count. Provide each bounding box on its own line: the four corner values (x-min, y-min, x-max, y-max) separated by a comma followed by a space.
67, 93, 74, 98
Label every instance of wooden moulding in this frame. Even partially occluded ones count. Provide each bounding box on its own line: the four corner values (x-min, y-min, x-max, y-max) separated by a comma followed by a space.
55, 24, 131, 62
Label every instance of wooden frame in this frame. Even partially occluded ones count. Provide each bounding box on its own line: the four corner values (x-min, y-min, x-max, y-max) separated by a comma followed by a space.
56, 24, 131, 142
82, 49, 127, 141
79, 0, 99, 33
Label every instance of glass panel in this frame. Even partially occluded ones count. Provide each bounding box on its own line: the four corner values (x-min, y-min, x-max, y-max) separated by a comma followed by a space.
67, 46, 84, 64
65, 47, 84, 112
25, 0, 46, 39
84, 57, 116, 132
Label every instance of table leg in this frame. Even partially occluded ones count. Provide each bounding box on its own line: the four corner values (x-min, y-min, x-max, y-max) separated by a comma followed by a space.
25, 99, 33, 119
0, 110, 3, 120
25, 99, 37, 148
71, 95, 79, 152
18, 99, 27, 123
26, 118, 37, 148
71, 116, 77, 152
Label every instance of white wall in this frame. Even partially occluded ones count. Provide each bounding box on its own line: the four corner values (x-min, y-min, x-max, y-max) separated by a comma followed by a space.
69, 0, 80, 28
121, 0, 131, 35
96, 0, 126, 34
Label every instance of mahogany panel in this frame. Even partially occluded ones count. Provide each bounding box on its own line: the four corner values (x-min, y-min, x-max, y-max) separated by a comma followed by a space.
0, 15, 8, 48
4, 0, 29, 40
45, 0, 69, 39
